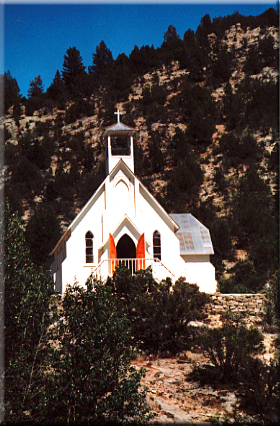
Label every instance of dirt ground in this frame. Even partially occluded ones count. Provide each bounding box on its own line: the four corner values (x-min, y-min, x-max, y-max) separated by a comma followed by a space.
131, 332, 278, 424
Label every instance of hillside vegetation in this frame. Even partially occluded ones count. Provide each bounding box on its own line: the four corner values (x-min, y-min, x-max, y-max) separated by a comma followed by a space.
2, 7, 279, 293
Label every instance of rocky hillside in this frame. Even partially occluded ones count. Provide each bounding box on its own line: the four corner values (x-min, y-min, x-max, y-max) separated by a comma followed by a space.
2, 11, 279, 292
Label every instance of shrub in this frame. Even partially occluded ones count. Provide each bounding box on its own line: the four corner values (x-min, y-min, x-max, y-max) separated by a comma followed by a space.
39, 279, 152, 424
193, 312, 264, 383
262, 270, 280, 326
147, 132, 165, 174
4, 201, 55, 423
110, 267, 210, 355
25, 203, 62, 266
24, 94, 46, 116
64, 98, 95, 124
217, 259, 267, 293
214, 167, 227, 193
167, 156, 204, 198
239, 357, 279, 423
12, 156, 43, 191
219, 131, 260, 162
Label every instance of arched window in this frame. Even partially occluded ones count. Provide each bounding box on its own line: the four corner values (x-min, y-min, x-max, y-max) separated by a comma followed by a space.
153, 230, 161, 261
85, 231, 94, 263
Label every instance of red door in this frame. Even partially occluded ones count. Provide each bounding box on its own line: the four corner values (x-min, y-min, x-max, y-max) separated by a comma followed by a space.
109, 233, 117, 273
136, 233, 145, 270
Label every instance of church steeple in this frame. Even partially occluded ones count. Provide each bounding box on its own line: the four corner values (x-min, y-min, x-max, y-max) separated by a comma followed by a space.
104, 110, 135, 175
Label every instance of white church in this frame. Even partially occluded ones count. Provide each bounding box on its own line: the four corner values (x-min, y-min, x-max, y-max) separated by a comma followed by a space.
51, 111, 216, 294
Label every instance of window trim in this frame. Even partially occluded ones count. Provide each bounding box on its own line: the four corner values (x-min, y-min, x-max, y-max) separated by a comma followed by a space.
153, 230, 161, 261
85, 231, 94, 264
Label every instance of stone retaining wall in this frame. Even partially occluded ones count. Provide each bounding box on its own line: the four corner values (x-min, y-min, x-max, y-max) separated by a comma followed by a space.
205, 293, 267, 326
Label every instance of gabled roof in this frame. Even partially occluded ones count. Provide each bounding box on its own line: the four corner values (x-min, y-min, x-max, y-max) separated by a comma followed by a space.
50, 182, 105, 255
98, 214, 152, 251
110, 160, 179, 231
104, 121, 135, 136
109, 158, 135, 180
51, 159, 179, 255
170, 214, 214, 255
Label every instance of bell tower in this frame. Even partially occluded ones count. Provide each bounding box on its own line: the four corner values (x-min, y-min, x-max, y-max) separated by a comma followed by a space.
104, 110, 135, 175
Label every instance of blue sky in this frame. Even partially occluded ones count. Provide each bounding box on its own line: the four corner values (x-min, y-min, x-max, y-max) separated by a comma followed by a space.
3, 1, 278, 98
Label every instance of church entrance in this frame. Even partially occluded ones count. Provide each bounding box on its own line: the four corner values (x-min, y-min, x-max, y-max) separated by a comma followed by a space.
116, 234, 136, 273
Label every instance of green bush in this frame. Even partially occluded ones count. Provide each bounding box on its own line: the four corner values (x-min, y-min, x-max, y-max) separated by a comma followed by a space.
262, 270, 280, 326
214, 167, 227, 193
25, 203, 62, 266
24, 94, 46, 116
11, 156, 43, 192
167, 156, 204, 199
4, 202, 55, 423
217, 259, 267, 293
64, 98, 95, 124
193, 312, 264, 384
109, 267, 210, 355
147, 132, 165, 174
140, 84, 168, 124
40, 279, 152, 424
239, 357, 279, 423
219, 131, 260, 162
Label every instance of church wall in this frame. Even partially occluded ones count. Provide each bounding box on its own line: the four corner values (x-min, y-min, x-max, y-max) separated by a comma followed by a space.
182, 259, 216, 293
137, 187, 185, 278
61, 186, 106, 289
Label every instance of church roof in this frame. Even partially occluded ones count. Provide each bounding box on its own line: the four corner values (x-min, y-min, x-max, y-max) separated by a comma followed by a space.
170, 214, 214, 255
104, 121, 135, 135
51, 160, 179, 255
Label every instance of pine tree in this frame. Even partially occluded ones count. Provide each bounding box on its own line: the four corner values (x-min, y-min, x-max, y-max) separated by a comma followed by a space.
62, 46, 86, 89
46, 70, 65, 102
27, 75, 44, 98
3, 71, 22, 113
88, 40, 114, 76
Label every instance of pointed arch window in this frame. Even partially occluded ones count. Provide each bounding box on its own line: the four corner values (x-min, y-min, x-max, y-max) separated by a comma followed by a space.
85, 231, 94, 263
153, 230, 161, 261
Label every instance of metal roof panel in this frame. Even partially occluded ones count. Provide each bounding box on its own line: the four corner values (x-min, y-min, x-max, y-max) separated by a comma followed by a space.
170, 213, 214, 255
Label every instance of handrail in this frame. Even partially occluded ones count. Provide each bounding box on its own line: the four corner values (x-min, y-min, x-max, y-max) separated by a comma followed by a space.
90, 258, 175, 278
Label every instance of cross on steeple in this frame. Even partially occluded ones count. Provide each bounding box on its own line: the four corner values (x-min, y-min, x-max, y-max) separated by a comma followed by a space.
114, 109, 124, 123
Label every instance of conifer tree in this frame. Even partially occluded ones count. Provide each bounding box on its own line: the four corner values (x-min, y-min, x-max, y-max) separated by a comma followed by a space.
88, 40, 114, 76
62, 46, 86, 89
27, 75, 44, 98
3, 71, 22, 113
46, 70, 65, 102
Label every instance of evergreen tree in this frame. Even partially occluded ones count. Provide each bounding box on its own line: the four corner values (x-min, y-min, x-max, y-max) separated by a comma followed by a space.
230, 167, 278, 290
88, 40, 114, 75
27, 75, 44, 98
183, 28, 196, 49
62, 46, 86, 90
3, 201, 54, 422
163, 24, 180, 43
46, 70, 65, 103
161, 25, 185, 66
3, 71, 22, 113
195, 13, 212, 48
129, 45, 142, 73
